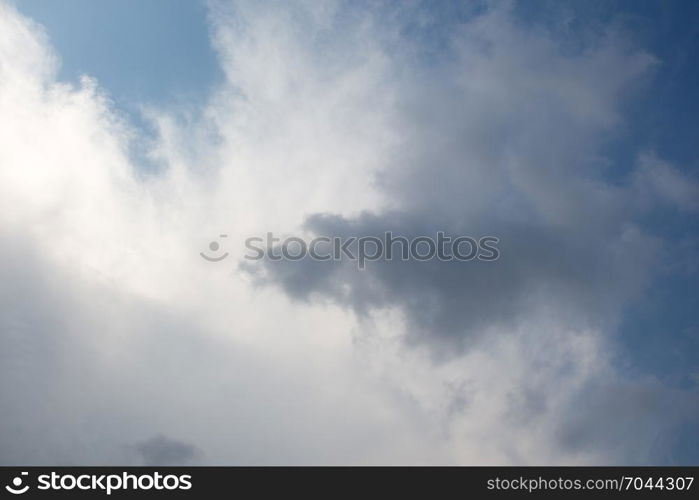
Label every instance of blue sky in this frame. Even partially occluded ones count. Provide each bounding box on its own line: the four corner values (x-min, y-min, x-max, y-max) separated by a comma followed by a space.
18, 0, 699, 167
18, 0, 221, 107
1, 0, 697, 465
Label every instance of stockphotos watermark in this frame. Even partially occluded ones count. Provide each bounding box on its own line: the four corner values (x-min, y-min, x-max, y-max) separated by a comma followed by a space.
201, 232, 500, 268
4, 470, 192, 495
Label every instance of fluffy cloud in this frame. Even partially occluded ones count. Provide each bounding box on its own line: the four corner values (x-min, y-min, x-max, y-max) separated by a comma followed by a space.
0, 0, 696, 465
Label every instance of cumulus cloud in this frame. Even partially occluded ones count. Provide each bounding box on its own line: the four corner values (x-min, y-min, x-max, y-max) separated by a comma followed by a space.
247, 1, 665, 353
0, 0, 696, 466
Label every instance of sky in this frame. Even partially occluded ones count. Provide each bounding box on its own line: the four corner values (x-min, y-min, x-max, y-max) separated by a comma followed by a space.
0, 0, 697, 465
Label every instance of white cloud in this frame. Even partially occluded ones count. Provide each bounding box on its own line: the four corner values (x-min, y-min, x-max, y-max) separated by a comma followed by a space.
0, 0, 695, 465
633, 153, 699, 212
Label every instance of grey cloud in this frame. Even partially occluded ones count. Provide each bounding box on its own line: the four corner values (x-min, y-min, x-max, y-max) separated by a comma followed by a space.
0, 233, 210, 466
134, 435, 200, 466
632, 154, 699, 213
236, 1, 698, 462
3, 0, 697, 466
554, 379, 699, 464
0, 229, 429, 465
242, 3, 662, 354
247, 207, 658, 355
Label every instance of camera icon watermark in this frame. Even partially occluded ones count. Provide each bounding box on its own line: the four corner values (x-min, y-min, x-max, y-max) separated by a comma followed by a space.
5, 472, 29, 495
200, 234, 229, 262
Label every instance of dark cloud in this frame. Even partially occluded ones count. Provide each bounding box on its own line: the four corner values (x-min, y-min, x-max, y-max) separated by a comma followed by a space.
236, 1, 699, 462
245, 205, 657, 356
240, 3, 663, 355
134, 435, 200, 466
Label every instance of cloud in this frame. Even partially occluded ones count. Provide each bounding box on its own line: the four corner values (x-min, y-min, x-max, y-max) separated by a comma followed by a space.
134, 435, 200, 466
0, 0, 696, 466
633, 153, 699, 212
241, 1, 664, 356
252, 210, 659, 353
